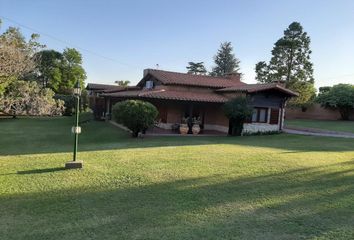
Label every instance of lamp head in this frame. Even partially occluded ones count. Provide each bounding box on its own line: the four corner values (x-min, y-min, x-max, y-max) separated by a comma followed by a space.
73, 81, 81, 96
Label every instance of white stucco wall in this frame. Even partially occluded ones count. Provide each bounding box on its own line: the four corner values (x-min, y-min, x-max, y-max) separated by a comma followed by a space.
242, 123, 279, 134
204, 123, 280, 134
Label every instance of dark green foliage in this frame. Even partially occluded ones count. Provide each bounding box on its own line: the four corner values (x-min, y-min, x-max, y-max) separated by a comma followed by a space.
223, 97, 253, 136
34, 48, 87, 94
112, 100, 158, 137
186, 62, 207, 75
54, 90, 89, 116
255, 22, 315, 106
35, 50, 63, 89
316, 84, 354, 120
255, 61, 269, 82
54, 94, 75, 116
115, 80, 131, 86
211, 42, 240, 76
318, 86, 332, 94
80, 89, 89, 112
58, 48, 86, 94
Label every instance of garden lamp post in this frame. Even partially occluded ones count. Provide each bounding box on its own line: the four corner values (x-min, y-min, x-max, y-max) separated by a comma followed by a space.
65, 81, 83, 169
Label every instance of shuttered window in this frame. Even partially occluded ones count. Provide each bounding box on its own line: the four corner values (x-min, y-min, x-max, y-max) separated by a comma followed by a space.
269, 108, 280, 124
157, 106, 168, 123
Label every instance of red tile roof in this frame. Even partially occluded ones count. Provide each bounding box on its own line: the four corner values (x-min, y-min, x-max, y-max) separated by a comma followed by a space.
86, 83, 123, 91
102, 86, 140, 93
102, 89, 228, 103
139, 69, 247, 88
216, 83, 299, 96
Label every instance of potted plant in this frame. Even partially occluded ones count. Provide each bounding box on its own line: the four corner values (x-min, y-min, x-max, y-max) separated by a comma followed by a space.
192, 117, 201, 134
179, 117, 189, 135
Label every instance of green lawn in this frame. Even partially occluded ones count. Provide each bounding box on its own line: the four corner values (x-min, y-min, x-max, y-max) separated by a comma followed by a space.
285, 119, 354, 134
1, 117, 354, 239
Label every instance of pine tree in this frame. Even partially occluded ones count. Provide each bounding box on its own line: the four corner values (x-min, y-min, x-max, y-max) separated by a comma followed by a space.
186, 62, 207, 75
211, 42, 240, 76
255, 22, 316, 106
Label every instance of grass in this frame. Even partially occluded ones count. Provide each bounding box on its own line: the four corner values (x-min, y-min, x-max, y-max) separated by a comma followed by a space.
1, 116, 354, 239
285, 119, 354, 134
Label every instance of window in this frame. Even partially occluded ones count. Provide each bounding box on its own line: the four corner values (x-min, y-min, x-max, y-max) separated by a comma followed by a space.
252, 107, 268, 123
145, 80, 154, 89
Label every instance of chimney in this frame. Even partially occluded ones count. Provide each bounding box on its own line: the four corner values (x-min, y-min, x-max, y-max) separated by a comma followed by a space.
224, 72, 241, 82
143, 69, 152, 77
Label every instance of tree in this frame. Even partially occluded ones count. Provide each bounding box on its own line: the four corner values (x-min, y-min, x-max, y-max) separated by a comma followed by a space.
223, 97, 253, 136
115, 80, 130, 86
211, 42, 240, 76
316, 84, 354, 120
255, 22, 315, 106
35, 50, 63, 88
59, 48, 86, 94
112, 100, 158, 137
318, 86, 331, 94
0, 24, 44, 94
32, 48, 86, 94
0, 80, 64, 116
186, 62, 207, 75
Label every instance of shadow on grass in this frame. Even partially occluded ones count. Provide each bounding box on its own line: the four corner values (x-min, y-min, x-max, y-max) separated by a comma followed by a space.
1, 117, 354, 156
2, 161, 354, 239
17, 167, 66, 175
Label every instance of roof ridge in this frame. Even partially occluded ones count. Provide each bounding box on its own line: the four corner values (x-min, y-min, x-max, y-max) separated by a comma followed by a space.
147, 68, 242, 81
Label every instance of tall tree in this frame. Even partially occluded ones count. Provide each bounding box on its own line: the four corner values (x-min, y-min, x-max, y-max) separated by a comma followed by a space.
35, 50, 63, 89
211, 42, 240, 76
255, 22, 315, 106
186, 62, 207, 75
0, 22, 44, 94
59, 48, 86, 94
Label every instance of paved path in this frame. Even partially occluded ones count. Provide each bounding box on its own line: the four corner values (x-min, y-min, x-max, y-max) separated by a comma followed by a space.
284, 127, 354, 139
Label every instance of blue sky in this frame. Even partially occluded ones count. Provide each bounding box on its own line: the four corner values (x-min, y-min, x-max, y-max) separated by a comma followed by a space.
1, 0, 354, 88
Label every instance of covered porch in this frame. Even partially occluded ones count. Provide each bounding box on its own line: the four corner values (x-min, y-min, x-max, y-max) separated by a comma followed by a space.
104, 96, 229, 135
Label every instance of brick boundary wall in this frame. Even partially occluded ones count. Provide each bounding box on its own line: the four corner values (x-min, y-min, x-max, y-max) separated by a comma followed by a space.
285, 103, 354, 121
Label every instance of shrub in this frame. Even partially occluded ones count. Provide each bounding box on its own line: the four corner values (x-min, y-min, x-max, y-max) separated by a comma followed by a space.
112, 100, 158, 137
0, 80, 65, 116
316, 84, 354, 120
54, 94, 75, 116
223, 97, 253, 136
55, 89, 90, 116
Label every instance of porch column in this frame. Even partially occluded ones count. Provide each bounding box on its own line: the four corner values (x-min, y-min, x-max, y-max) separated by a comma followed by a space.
188, 104, 193, 134
105, 97, 111, 120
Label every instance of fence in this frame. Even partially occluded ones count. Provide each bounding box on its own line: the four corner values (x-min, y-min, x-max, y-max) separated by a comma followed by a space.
285, 104, 354, 120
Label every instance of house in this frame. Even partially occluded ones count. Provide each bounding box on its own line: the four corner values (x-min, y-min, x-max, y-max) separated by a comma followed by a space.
87, 69, 298, 134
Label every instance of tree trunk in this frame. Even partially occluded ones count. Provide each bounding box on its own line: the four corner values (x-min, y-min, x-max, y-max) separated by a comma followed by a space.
229, 119, 244, 136
286, 43, 295, 86
339, 108, 350, 120
132, 130, 139, 138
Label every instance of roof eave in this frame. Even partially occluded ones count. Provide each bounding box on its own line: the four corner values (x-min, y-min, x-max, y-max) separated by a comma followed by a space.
247, 87, 299, 97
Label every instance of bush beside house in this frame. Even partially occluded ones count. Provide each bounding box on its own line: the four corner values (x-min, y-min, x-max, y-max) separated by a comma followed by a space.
223, 97, 253, 136
112, 100, 158, 137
